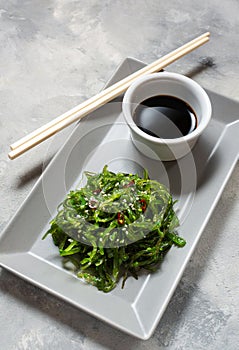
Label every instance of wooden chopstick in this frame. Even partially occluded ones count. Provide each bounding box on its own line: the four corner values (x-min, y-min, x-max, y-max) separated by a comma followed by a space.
10, 32, 210, 152
8, 32, 210, 159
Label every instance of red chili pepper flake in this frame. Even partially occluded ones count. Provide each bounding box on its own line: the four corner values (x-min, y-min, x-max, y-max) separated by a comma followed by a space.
140, 199, 147, 212
93, 188, 101, 195
117, 212, 125, 225
124, 180, 135, 188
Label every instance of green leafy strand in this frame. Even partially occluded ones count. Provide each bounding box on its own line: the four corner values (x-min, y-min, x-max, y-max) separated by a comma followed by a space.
43, 165, 186, 292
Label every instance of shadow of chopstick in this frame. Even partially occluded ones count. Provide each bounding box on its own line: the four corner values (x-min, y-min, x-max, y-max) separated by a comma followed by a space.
185, 56, 216, 78
16, 155, 53, 189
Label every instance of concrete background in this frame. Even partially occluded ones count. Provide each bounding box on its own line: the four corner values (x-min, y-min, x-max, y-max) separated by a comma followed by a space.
0, 1, 238, 349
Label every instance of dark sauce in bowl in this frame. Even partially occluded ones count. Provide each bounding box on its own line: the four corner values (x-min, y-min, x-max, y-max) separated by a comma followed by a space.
133, 95, 197, 139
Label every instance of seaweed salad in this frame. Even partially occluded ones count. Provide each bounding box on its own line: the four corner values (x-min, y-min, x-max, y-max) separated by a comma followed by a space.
43, 165, 186, 292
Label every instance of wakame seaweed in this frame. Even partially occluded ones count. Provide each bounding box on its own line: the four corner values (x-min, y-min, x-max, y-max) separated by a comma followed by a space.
43, 165, 186, 292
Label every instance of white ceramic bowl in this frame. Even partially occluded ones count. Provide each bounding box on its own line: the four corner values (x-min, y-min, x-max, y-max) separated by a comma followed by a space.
122, 72, 212, 161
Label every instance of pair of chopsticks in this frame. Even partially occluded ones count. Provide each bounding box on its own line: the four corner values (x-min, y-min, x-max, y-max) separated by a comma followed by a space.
8, 32, 210, 160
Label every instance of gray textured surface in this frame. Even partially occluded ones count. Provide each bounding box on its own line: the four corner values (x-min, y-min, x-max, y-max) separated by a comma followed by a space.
0, 1, 238, 349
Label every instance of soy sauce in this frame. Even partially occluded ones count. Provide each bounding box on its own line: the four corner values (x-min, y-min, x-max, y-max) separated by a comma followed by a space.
133, 95, 197, 139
